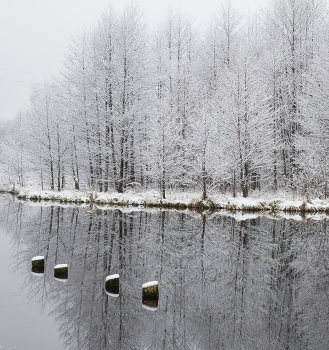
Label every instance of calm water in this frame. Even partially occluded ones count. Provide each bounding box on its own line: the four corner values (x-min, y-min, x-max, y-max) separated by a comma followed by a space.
0, 193, 328, 350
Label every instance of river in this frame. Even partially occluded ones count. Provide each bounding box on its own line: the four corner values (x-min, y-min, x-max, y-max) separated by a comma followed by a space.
0, 193, 328, 350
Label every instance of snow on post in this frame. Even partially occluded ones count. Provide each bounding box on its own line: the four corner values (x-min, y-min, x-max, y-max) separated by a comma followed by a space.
54, 263, 68, 280
142, 281, 159, 310
142, 281, 158, 296
31, 256, 44, 274
105, 274, 119, 296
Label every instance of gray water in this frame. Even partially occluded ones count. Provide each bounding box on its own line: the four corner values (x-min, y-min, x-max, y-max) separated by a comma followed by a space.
0, 193, 328, 350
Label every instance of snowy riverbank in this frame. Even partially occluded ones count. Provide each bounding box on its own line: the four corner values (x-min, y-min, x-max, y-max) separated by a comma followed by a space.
6, 186, 329, 215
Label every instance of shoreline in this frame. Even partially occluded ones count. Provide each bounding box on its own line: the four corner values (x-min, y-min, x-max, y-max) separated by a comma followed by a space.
5, 187, 329, 215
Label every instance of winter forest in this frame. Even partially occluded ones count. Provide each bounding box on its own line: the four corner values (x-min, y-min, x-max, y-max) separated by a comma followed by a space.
2, 0, 329, 200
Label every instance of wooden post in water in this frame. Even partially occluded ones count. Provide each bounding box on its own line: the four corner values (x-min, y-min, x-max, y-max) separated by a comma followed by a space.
142, 281, 159, 311
31, 256, 44, 274
105, 274, 119, 297
54, 264, 68, 281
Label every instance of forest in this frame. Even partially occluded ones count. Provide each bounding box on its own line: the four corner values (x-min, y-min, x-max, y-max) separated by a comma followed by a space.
1, 0, 329, 200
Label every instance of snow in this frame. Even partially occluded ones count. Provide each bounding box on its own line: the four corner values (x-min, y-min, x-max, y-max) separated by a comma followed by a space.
32, 272, 44, 276
12, 187, 329, 221
142, 304, 158, 311
227, 212, 260, 221
54, 263, 68, 269
142, 281, 158, 288
105, 291, 119, 297
106, 274, 119, 281
32, 256, 44, 261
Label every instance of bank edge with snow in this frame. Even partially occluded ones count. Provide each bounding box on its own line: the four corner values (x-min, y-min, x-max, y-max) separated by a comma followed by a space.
10, 187, 329, 215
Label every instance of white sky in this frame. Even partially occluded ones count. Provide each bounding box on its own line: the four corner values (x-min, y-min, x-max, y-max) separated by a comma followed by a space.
0, 0, 267, 123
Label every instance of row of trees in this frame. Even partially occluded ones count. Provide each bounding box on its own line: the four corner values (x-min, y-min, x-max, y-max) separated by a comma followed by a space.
2, 0, 329, 198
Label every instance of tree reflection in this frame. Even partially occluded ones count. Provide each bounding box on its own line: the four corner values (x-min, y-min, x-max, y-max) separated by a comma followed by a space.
1, 195, 329, 349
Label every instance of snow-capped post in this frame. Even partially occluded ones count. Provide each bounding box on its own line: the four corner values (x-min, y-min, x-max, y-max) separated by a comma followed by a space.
105, 274, 119, 296
142, 281, 159, 310
142, 281, 158, 297
54, 264, 68, 280
31, 256, 44, 274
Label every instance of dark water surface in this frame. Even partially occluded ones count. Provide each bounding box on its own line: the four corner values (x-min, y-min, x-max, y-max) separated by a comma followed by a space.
0, 193, 328, 350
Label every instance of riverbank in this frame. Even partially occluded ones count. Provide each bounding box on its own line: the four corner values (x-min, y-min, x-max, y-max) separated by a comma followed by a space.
6, 186, 329, 214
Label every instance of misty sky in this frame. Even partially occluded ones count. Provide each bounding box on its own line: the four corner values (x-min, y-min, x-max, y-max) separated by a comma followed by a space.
0, 0, 266, 123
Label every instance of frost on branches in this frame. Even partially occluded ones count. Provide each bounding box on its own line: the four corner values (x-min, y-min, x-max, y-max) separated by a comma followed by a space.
1, 0, 329, 201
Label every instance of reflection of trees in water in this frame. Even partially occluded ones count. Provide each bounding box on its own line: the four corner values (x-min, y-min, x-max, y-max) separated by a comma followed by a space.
1, 197, 329, 350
